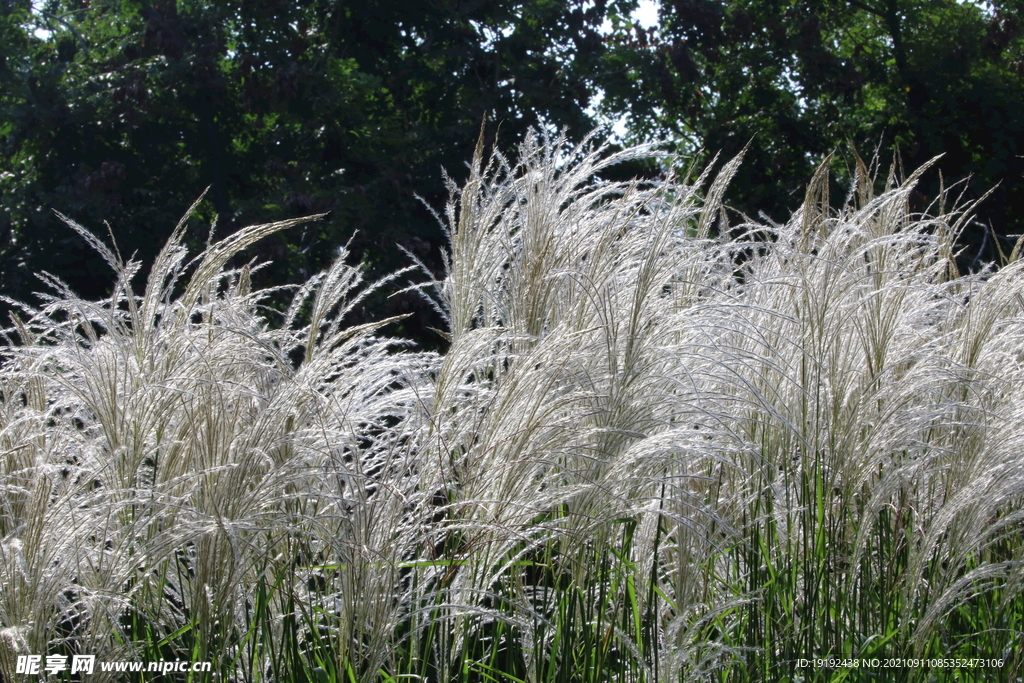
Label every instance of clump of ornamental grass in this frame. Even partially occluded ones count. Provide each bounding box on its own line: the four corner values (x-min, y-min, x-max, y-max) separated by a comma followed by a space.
0, 200, 439, 682
1, 131, 1023, 683
404, 131, 751, 682
696, 155, 1024, 680
398, 131, 1024, 682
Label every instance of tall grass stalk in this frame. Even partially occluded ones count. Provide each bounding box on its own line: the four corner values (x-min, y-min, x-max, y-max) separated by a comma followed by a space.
1, 133, 1022, 682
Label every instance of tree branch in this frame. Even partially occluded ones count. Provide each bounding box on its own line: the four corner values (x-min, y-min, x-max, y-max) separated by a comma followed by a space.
847, 0, 885, 19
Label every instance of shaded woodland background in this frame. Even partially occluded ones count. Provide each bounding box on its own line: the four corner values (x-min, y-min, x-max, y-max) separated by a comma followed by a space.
1, 0, 1022, 346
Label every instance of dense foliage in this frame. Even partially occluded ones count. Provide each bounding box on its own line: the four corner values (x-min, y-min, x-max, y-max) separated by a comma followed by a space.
3, 0, 1023, 346
601, 0, 1024, 264
0, 0, 626, 342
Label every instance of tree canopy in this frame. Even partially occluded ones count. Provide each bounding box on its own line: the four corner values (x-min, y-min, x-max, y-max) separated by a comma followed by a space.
2, 0, 1022, 344
602, 0, 1024, 263
0, 0, 623, 342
